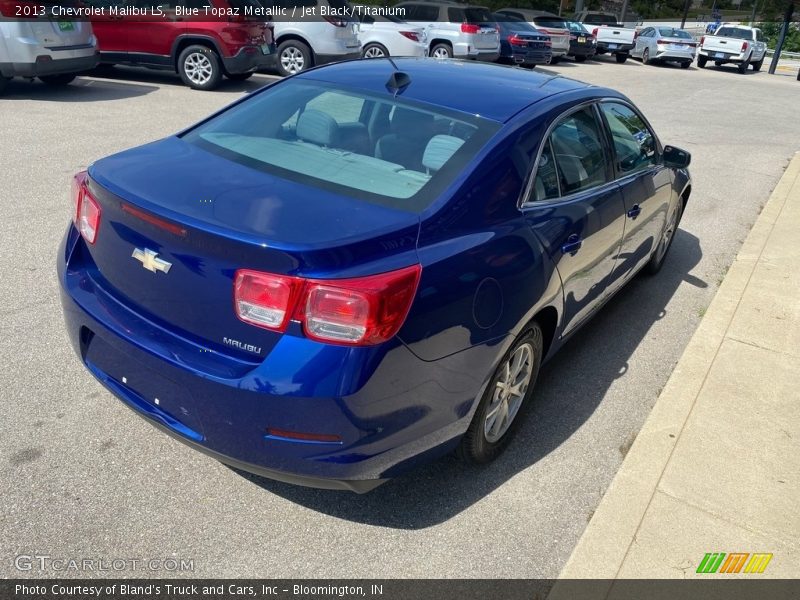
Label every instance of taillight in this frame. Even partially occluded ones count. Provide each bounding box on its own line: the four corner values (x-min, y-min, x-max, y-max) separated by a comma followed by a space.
508, 34, 527, 47
323, 14, 347, 27
233, 265, 421, 346
71, 171, 101, 245
593, 27, 599, 37
700, 36, 705, 45
741, 41, 749, 51
399, 30, 420, 42
461, 23, 480, 34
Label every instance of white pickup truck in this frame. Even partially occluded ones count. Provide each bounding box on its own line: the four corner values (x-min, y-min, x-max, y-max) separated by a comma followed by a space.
575, 11, 637, 63
698, 24, 768, 73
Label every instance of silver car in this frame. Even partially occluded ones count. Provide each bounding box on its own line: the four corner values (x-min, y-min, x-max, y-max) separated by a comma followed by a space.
0, 17, 98, 94
631, 26, 697, 69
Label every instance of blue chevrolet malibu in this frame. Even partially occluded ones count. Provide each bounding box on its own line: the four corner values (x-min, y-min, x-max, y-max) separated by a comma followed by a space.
59, 58, 691, 492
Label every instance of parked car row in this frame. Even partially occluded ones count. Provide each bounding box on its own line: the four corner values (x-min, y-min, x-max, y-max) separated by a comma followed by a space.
0, 0, 770, 94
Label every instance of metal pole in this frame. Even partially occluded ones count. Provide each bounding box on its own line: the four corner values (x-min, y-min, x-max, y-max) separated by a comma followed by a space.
750, 0, 761, 25
680, 0, 691, 28
769, 1, 795, 75
620, 0, 629, 24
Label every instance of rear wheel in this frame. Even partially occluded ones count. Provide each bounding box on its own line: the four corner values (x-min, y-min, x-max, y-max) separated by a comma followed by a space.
680, 61, 691, 69
575, 55, 587, 63
430, 43, 453, 59
226, 72, 254, 81
0, 76, 8, 95
459, 325, 543, 464
550, 56, 560, 64
38, 74, 76, 86
697, 55, 707, 68
615, 53, 629, 63
362, 43, 389, 59
646, 199, 683, 275
178, 45, 223, 90
642, 48, 650, 65
277, 40, 312, 76
737, 59, 749, 74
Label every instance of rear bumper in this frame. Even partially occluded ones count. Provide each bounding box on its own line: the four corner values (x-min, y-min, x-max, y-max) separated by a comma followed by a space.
698, 49, 746, 63
58, 225, 484, 491
0, 52, 99, 78
221, 45, 274, 75
506, 48, 552, 65
569, 43, 597, 58
596, 42, 634, 54
655, 49, 696, 62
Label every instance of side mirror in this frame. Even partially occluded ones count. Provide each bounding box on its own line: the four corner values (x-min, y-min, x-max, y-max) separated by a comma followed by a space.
663, 145, 691, 168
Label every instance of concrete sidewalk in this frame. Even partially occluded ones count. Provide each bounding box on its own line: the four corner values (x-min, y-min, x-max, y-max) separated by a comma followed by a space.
551, 153, 800, 591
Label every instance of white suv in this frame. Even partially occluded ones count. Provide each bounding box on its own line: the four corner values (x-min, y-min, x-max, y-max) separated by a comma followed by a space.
271, 0, 361, 76
394, 1, 500, 61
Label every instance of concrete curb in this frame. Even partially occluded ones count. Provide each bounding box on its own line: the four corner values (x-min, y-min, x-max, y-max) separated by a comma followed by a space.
549, 152, 800, 592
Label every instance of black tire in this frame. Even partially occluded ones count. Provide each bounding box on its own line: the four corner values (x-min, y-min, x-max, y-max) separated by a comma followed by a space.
715, 61, 723, 66
276, 39, 312, 76
697, 55, 707, 68
430, 43, 453, 59
362, 42, 389, 59
177, 45, 223, 90
645, 199, 683, 275
642, 48, 650, 65
575, 55, 587, 63
737, 59, 749, 74
615, 53, 629, 64
0, 76, 9, 95
38, 74, 76, 86
550, 56, 560, 64
752, 58, 764, 72
680, 61, 691, 69
226, 71, 254, 81
459, 324, 544, 464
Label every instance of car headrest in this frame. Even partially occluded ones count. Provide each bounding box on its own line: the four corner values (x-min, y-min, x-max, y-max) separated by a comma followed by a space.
423, 135, 465, 172
296, 109, 339, 146
391, 108, 435, 135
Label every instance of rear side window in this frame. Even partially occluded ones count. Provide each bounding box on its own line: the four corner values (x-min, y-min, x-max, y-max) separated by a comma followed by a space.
600, 102, 657, 174
535, 17, 568, 29
182, 80, 499, 212
657, 28, 692, 39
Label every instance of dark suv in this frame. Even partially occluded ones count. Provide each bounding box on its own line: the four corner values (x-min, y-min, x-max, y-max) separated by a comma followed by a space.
88, 0, 272, 90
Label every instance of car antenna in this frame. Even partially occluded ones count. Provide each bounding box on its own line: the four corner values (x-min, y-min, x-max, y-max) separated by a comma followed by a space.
385, 58, 411, 96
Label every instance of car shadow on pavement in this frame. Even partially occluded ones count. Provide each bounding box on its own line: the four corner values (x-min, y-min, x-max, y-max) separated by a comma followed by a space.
236, 229, 705, 529
0, 76, 158, 102
86, 65, 277, 92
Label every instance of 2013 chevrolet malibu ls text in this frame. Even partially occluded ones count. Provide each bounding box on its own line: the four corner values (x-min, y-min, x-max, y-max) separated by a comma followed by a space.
58, 58, 691, 493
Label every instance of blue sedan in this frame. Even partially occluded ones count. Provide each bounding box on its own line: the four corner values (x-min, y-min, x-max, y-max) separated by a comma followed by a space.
58, 59, 691, 492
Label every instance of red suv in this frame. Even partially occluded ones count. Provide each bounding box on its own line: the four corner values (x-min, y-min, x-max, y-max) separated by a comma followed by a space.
89, 0, 273, 90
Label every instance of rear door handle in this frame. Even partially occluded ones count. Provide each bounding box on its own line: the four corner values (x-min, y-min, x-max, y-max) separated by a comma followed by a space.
561, 234, 582, 255
627, 205, 642, 219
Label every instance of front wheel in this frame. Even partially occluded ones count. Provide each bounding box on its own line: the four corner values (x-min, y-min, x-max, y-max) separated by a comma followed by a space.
39, 74, 76, 86
277, 40, 312, 76
430, 43, 453, 59
697, 55, 707, 68
459, 325, 543, 464
642, 48, 650, 65
752, 57, 764, 71
177, 45, 223, 90
645, 200, 683, 275
362, 43, 389, 59
615, 53, 629, 64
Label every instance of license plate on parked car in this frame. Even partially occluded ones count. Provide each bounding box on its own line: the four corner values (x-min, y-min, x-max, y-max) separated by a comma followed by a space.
608, 43, 617, 49
57, 21, 74, 31
578, 36, 586, 43
715, 52, 725, 58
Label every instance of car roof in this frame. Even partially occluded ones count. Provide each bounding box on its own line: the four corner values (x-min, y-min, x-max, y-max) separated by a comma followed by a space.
497, 8, 559, 18
295, 58, 594, 123
399, 0, 489, 8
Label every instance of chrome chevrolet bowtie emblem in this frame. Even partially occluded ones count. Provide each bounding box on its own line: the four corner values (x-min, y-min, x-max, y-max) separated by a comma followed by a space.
132, 248, 172, 274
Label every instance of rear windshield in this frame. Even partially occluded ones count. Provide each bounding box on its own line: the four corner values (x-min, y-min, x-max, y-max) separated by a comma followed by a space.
567, 21, 589, 34
534, 17, 569, 29
657, 27, 692, 39
582, 14, 618, 25
493, 15, 537, 32
715, 27, 752, 40
448, 7, 494, 23
182, 80, 498, 212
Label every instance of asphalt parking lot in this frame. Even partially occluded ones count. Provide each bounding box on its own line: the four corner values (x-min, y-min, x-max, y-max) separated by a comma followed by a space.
2, 57, 799, 579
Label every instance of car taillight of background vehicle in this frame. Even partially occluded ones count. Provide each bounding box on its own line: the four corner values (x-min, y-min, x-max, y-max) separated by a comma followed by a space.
399, 31, 421, 42
71, 171, 101, 245
234, 265, 421, 346
700, 36, 705, 45
593, 28, 599, 37
461, 23, 480, 34
508, 34, 528, 47
742, 41, 749, 51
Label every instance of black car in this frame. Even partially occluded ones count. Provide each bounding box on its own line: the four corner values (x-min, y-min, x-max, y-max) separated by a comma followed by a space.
493, 14, 553, 68
566, 21, 597, 62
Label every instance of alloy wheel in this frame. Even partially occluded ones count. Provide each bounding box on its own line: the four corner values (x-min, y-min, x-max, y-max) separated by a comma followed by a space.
280, 47, 306, 74
432, 47, 451, 59
364, 46, 386, 58
183, 52, 213, 86
484, 343, 534, 443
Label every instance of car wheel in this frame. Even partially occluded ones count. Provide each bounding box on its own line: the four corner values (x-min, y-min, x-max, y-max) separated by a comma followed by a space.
697, 55, 707, 68
575, 55, 587, 63
430, 43, 453, 59
642, 48, 650, 65
680, 61, 691, 69
38, 74, 76, 86
550, 56, 560, 64
0, 75, 8, 95
615, 53, 629, 64
277, 40, 311, 76
737, 60, 749, 74
645, 199, 683, 275
226, 72, 254, 81
178, 45, 223, 90
362, 43, 389, 59
752, 58, 764, 71
459, 324, 543, 464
